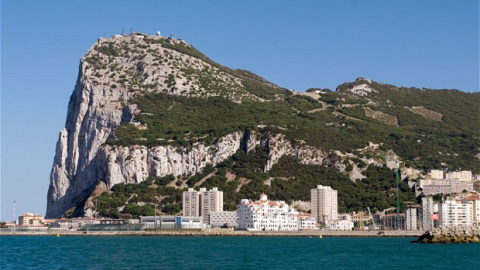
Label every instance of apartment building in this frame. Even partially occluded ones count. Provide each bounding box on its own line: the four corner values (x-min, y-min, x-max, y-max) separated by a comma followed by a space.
18, 213, 44, 225
209, 211, 238, 228
237, 194, 298, 231
438, 200, 472, 226
461, 195, 480, 226
182, 187, 223, 224
311, 185, 338, 224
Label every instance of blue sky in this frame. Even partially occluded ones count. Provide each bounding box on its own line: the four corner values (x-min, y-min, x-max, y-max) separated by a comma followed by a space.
1, 0, 478, 220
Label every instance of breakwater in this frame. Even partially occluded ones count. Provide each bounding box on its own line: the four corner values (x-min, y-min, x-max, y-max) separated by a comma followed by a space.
414, 226, 480, 243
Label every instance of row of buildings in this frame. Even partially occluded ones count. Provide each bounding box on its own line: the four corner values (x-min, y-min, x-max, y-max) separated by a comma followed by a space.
419, 194, 480, 230
181, 185, 354, 231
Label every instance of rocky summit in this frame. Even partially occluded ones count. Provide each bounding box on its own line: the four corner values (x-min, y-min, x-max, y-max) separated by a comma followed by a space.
46, 32, 480, 219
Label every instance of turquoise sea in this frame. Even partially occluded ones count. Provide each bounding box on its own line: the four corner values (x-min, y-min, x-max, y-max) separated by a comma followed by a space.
1, 236, 479, 269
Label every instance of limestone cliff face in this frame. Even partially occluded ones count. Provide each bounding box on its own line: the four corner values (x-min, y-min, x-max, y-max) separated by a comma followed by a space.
263, 133, 325, 171
47, 58, 131, 217
96, 132, 243, 189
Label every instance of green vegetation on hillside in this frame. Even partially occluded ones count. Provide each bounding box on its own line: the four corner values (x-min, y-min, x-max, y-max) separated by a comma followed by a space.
94, 147, 416, 218
107, 92, 370, 152
335, 80, 480, 172
107, 84, 479, 172
94, 177, 183, 219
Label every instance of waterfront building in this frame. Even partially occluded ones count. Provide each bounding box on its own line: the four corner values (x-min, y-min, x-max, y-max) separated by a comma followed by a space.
18, 213, 44, 225
49, 217, 100, 229
202, 187, 224, 225
183, 187, 223, 224
328, 214, 354, 231
438, 200, 472, 226
297, 213, 317, 230
140, 216, 203, 229
183, 188, 202, 217
405, 204, 419, 231
311, 185, 338, 225
421, 197, 435, 230
209, 211, 238, 228
461, 195, 480, 226
237, 194, 299, 231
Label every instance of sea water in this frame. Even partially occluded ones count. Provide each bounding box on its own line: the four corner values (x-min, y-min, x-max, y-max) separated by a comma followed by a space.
1, 236, 478, 269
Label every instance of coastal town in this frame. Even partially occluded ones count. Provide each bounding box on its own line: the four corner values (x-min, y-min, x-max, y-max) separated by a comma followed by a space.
2, 169, 479, 235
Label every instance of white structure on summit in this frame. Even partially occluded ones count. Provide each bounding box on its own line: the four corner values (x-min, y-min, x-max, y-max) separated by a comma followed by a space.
237, 194, 299, 231
311, 185, 338, 224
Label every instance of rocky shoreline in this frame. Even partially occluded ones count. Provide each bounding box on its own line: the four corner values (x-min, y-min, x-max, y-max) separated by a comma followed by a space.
413, 226, 480, 244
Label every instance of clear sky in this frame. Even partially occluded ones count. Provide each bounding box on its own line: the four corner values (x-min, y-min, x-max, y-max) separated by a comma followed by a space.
1, 0, 478, 221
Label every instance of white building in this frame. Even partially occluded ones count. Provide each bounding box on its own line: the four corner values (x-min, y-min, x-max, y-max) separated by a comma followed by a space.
461, 195, 480, 226
202, 187, 224, 225
297, 213, 317, 230
438, 200, 472, 226
328, 214, 354, 231
429, 169, 444, 180
449, 171, 473, 182
183, 188, 202, 217
311, 185, 338, 224
18, 213, 44, 225
209, 211, 238, 228
421, 197, 434, 230
419, 178, 474, 195
183, 187, 223, 224
49, 217, 99, 229
140, 216, 203, 229
460, 171, 473, 182
405, 206, 418, 231
237, 194, 299, 231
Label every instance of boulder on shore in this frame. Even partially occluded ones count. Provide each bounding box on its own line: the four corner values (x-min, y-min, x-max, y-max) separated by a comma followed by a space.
413, 226, 480, 243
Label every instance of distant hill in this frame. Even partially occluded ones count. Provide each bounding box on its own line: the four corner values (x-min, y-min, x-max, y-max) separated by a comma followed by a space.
46, 33, 479, 219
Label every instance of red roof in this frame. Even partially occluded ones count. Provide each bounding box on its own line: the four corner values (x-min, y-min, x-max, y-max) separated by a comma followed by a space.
462, 195, 480, 201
